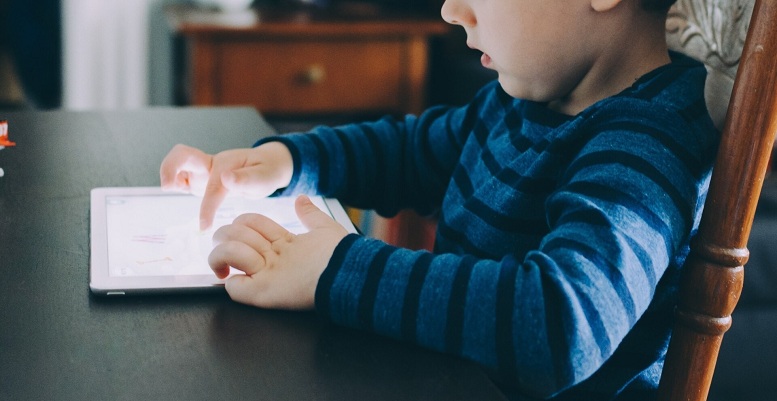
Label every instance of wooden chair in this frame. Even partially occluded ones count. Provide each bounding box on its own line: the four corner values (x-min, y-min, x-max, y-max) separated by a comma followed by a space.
657, 0, 777, 399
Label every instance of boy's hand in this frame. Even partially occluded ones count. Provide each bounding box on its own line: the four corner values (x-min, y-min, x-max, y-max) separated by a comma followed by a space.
208, 195, 348, 310
159, 142, 293, 230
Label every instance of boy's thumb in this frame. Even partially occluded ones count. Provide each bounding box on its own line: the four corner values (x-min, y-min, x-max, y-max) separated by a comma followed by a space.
295, 195, 335, 230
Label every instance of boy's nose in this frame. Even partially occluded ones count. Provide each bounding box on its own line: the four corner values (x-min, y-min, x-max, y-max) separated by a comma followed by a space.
440, 0, 475, 27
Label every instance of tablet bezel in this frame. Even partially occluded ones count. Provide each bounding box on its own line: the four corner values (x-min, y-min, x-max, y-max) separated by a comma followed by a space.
89, 187, 357, 296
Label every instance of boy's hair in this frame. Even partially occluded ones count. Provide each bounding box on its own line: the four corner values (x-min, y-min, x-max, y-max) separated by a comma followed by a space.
642, 0, 678, 13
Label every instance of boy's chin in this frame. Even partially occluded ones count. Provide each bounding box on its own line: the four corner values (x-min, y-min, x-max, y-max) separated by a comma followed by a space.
498, 78, 538, 102
498, 76, 562, 106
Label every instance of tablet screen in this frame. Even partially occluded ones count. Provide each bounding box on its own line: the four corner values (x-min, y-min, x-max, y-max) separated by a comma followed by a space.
104, 193, 328, 277
90, 187, 357, 295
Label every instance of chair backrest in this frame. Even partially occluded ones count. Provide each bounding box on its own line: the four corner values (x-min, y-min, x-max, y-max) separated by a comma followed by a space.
666, 0, 755, 130
657, 0, 777, 400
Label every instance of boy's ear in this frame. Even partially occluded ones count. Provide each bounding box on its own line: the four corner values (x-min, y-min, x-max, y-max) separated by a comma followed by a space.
591, 0, 623, 12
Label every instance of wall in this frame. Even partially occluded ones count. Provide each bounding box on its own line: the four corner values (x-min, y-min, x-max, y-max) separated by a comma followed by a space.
62, 0, 177, 109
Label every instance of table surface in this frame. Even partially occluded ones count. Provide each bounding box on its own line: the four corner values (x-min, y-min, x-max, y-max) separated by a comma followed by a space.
0, 107, 506, 400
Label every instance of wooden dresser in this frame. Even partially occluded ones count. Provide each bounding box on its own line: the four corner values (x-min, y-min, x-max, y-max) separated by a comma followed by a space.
167, 4, 448, 117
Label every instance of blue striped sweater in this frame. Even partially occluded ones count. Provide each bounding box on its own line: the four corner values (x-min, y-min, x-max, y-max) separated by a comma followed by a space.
260, 52, 719, 400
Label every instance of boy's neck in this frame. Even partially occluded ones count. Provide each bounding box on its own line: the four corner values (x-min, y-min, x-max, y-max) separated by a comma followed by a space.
547, 11, 671, 116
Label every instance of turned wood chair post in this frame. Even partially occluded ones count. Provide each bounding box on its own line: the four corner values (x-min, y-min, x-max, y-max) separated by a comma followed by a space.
657, 0, 777, 400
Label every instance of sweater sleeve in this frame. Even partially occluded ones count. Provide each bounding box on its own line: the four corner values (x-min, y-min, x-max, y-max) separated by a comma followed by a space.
313, 106, 715, 398
255, 84, 494, 217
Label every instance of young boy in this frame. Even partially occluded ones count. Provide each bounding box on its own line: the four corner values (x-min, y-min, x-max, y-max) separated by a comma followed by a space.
160, 0, 718, 399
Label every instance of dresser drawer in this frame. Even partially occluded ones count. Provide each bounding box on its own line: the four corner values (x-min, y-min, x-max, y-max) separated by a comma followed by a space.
212, 39, 406, 114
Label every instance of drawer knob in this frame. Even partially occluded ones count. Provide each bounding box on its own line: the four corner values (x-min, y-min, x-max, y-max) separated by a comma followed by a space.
302, 64, 326, 84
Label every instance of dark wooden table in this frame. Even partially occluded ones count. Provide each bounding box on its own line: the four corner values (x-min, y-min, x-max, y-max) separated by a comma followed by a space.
0, 107, 506, 400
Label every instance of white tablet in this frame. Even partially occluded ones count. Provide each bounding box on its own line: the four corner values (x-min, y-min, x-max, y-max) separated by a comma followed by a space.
90, 187, 357, 296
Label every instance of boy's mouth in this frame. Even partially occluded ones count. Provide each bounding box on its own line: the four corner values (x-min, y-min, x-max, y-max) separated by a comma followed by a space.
466, 41, 493, 69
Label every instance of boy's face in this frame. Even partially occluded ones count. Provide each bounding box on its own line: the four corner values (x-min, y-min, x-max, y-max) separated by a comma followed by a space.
441, 0, 602, 105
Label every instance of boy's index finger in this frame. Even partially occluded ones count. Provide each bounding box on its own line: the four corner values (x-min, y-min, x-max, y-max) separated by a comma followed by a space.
198, 150, 250, 230
200, 177, 228, 231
